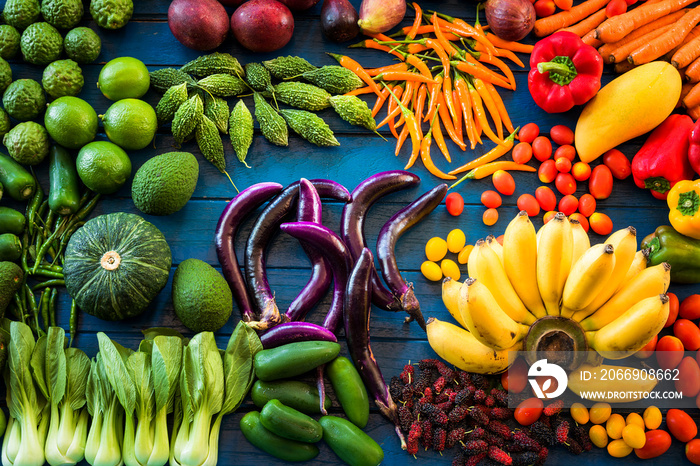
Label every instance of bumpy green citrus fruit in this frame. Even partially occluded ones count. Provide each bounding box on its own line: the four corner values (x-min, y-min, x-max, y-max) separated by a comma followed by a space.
3, 0, 41, 30
0, 58, 12, 94
2, 79, 46, 121
76, 140, 132, 194
42, 59, 84, 98
0, 26, 21, 60
0, 109, 11, 140
3, 121, 50, 166
64, 27, 101, 64
41, 0, 84, 29
45, 96, 98, 149
20, 22, 63, 65
98, 57, 150, 100
90, 0, 133, 30
101, 99, 157, 151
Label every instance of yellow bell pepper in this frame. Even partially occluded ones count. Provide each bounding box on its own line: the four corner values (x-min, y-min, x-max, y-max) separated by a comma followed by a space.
667, 179, 700, 239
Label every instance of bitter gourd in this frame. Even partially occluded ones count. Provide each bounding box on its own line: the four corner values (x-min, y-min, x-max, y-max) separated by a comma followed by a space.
253, 92, 287, 147
279, 109, 339, 147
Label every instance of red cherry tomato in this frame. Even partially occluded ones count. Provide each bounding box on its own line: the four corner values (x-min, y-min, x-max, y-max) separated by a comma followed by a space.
667, 409, 697, 443
554, 145, 576, 162
550, 125, 574, 145
635, 430, 672, 459
493, 170, 515, 195
555, 157, 572, 173
602, 149, 632, 180
674, 318, 700, 350
589, 212, 613, 235
571, 161, 592, 181
501, 357, 528, 393
606, 0, 628, 16
664, 292, 680, 328
514, 398, 544, 426
569, 213, 589, 232
535, 186, 557, 212
675, 356, 700, 397
519, 123, 539, 143
578, 193, 597, 217
543, 210, 557, 223
680, 294, 700, 320
687, 439, 700, 465
656, 335, 685, 370
445, 192, 464, 216
634, 334, 657, 359
558, 195, 578, 216
555, 172, 576, 195
512, 142, 533, 164
517, 194, 540, 217
481, 190, 502, 209
589, 165, 614, 200
553, 0, 573, 10
538, 160, 557, 184
625, 0, 637, 5
535, 0, 556, 16
532, 136, 553, 162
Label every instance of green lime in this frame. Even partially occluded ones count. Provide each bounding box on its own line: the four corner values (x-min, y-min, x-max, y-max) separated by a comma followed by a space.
45, 96, 98, 149
101, 98, 157, 151
76, 140, 131, 194
64, 27, 101, 64
97, 56, 149, 100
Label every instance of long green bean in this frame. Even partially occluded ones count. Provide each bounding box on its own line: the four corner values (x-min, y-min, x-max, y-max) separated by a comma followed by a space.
31, 279, 64, 291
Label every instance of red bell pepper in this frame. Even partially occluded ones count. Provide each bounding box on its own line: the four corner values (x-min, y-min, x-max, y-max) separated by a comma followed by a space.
631, 114, 695, 200
689, 118, 700, 176
527, 31, 603, 113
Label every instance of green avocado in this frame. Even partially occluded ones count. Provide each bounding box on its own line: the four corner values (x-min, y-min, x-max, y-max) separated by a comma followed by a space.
0, 25, 21, 59
41, 0, 84, 29
3, 0, 41, 30
20, 22, 63, 65
131, 151, 199, 216
42, 59, 84, 98
2, 79, 46, 121
90, 0, 133, 30
3, 122, 50, 166
172, 258, 233, 333
0, 261, 23, 318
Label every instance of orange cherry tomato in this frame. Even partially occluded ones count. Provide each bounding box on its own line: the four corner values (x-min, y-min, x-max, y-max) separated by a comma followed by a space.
514, 397, 544, 426
602, 149, 632, 180
532, 136, 552, 162
675, 356, 700, 397
589, 165, 613, 200
571, 161, 592, 181
483, 208, 499, 226
554, 0, 573, 10
493, 170, 515, 195
687, 439, 700, 465
589, 212, 613, 235
656, 335, 685, 370
667, 409, 697, 443
680, 294, 700, 320
558, 194, 578, 216
481, 190, 502, 209
569, 213, 589, 232
606, 0, 628, 17
664, 292, 680, 328
555, 157, 572, 173
550, 125, 574, 145
538, 160, 557, 184
578, 193, 596, 217
674, 318, 700, 351
501, 357, 528, 393
519, 123, 539, 143
535, 186, 557, 212
555, 172, 576, 195
445, 192, 464, 216
535, 0, 556, 16
517, 194, 540, 217
635, 430, 672, 459
543, 210, 557, 223
554, 145, 576, 162
634, 334, 657, 359
496, 234, 504, 245
512, 142, 533, 164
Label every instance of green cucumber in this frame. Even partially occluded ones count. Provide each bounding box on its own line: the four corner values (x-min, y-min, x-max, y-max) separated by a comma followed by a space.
0, 233, 21, 262
0, 207, 25, 236
48, 145, 81, 215
260, 399, 323, 443
254, 341, 340, 381
251, 380, 331, 414
0, 153, 35, 201
240, 411, 319, 462
319, 416, 384, 466
326, 356, 369, 428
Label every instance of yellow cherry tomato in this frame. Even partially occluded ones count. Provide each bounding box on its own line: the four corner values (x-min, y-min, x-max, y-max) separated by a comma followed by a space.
570, 403, 589, 425
590, 402, 612, 424
607, 439, 633, 458
457, 244, 474, 264
643, 406, 662, 430
606, 413, 625, 440
625, 412, 644, 429
421, 261, 443, 281
440, 259, 461, 280
589, 425, 609, 448
621, 424, 646, 449
425, 237, 448, 262
446, 229, 466, 253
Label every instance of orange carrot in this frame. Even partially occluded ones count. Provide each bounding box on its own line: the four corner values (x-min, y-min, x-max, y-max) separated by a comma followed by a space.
484, 81, 514, 134
688, 104, 700, 120
478, 54, 517, 90
608, 23, 673, 63
582, 30, 603, 48
687, 55, 700, 82
365, 63, 409, 76
684, 80, 700, 108
560, 8, 608, 37
328, 53, 382, 96
597, 9, 687, 63
448, 130, 518, 175
595, 0, 697, 43
628, 5, 700, 65
534, 0, 611, 37
474, 78, 503, 141
485, 32, 534, 53
679, 81, 696, 107
613, 60, 637, 74
450, 161, 536, 189
406, 2, 423, 40
673, 25, 700, 67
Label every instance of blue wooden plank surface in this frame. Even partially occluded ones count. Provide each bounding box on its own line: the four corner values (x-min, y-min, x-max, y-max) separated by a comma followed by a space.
0, 0, 698, 464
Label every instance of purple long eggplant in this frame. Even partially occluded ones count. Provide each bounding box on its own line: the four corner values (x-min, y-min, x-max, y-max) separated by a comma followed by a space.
344, 247, 405, 449
278, 221, 353, 335
341, 170, 420, 313
215, 182, 283, 322
376, 183, 448, 330
285, 179, 332, 322
245, 180, 350, 330
259, 322, 337, 349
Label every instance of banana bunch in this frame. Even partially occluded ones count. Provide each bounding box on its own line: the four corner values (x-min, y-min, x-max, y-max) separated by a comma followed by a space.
428, 211, 671, 376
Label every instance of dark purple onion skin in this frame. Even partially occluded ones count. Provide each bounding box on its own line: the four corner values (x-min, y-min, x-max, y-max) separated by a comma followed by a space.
344, 248, 405, 449
245, 180, 350, 331
320, 0, 360, 43
215, 182, 283, 323
285, 179, 332, 322
259, 321, 338, 349
376, 183, 448, 330
279, 221, 353, 335
485, 0, 535, 42
342, 170, 420, 313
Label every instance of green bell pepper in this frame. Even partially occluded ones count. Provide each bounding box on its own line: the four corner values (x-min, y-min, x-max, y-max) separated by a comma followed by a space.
642, 225, 700, 283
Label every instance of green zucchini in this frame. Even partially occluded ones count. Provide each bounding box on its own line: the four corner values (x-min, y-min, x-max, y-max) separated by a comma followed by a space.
48, 145, 81, 215
0, 207, 26, 236
319, 416, 384, 466
240, 411, 319, 462
253, 341, 340, 381
251, 379, 331, 414
260, 399, 323, 443
0, 152, 35, 201
326, 356, 369, 428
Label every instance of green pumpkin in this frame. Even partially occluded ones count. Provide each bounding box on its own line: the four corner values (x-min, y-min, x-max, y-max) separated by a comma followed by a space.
64, 212, 171, 321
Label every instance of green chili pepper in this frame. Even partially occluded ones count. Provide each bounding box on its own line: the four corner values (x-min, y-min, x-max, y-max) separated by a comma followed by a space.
49, 288, 57, 328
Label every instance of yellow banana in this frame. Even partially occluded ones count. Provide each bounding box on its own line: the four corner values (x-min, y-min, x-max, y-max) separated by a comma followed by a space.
580, 262, 671, 331
502, 211, 546, 319
486, 235, 504, 266
466, 239, 481, 279
458, 278, 529, 350
442, 277, 468, 329
536, 212, 573, 316
572, 226, 638, 321
561, 244, 616, 318
567, 363, 658, 402
588, 294, 669, 359
620, 249, 649, 288
570, 218, 591, 266
470, 240, 536, 325
425, 317, 520, 374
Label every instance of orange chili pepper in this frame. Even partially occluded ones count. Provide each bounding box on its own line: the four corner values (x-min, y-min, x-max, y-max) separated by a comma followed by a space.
328, 53, 382, 96
407, 43, 430, 54
467, 78, 503, 146
385, 85, 403, 139
364, 32, 396, 42
484, 81, 514, 133
474, 78, 503, 141
400, 52, 433, 80
448, 129, 518, 175
350, 40, 404, 59
400, 24, 461, 40
437, 92, 466, 150
385, 84, 422, 168
424, 74, 443, 123
432, 13, 461, 58
395, 80, 416, 127
453, 73, 479, 149
407, 2, 423, 40
365, 62, 408, 77
452, 88, 463, 143
442, 73, 458, 119
419, 107, 456, 179
374, 71, 437, 84
432, 15, 498, 55
415, 84, 428, 127
371, 84, 392, 118
453, 60, 511, 89
344, 85, 375, 96
450, 161, 535, 188
432, 114, 451, 162
378, 81, 411, 128
396, 125, 410, 157
485, 32, 534, 53
478, 54, 516, 90
474, 42, 526, 67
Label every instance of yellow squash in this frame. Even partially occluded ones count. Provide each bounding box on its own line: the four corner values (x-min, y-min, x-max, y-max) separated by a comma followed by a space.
574, 62, 681, 163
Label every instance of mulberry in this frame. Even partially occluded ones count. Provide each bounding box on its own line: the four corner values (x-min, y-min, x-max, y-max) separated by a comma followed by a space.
390, 376, 403, 400
490, 388, 509, 407
421, 419, 433, 449
401, 384, 414, 403
462, 439, 489, 454
434, 376, 448, 394
455, 386, 476, 405
543, 400, 564, 416
573, 424, 592, 451
464, 426, 486, 442
444, 388, 457, 403
511, 431, 542, 452
490, 407, 514, 420
483, 431, 506, 447
398, 405, 413, 433
447, 427, 467, 448
433, 428, 447, 452
406, 435, 420, 456
468, 406, 490, 426
437, 400, 454, 412
401, 363, 415, 384
565, 438, 583, 455
449, 405, 469, 423
537, 446, 549, 464
488, 420, 513, 439
474, 389, 487, 404
488, 445, 513, 465
465, 452, 488, 466
453, 452, 467, 466
528, 421, 556, 447
415, 370, 432, 393
511, 451, 539, 466
484, 395, 496, 407
457, 370, 472, 386
471, 373, 490, 390
555, 420, 570, 444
